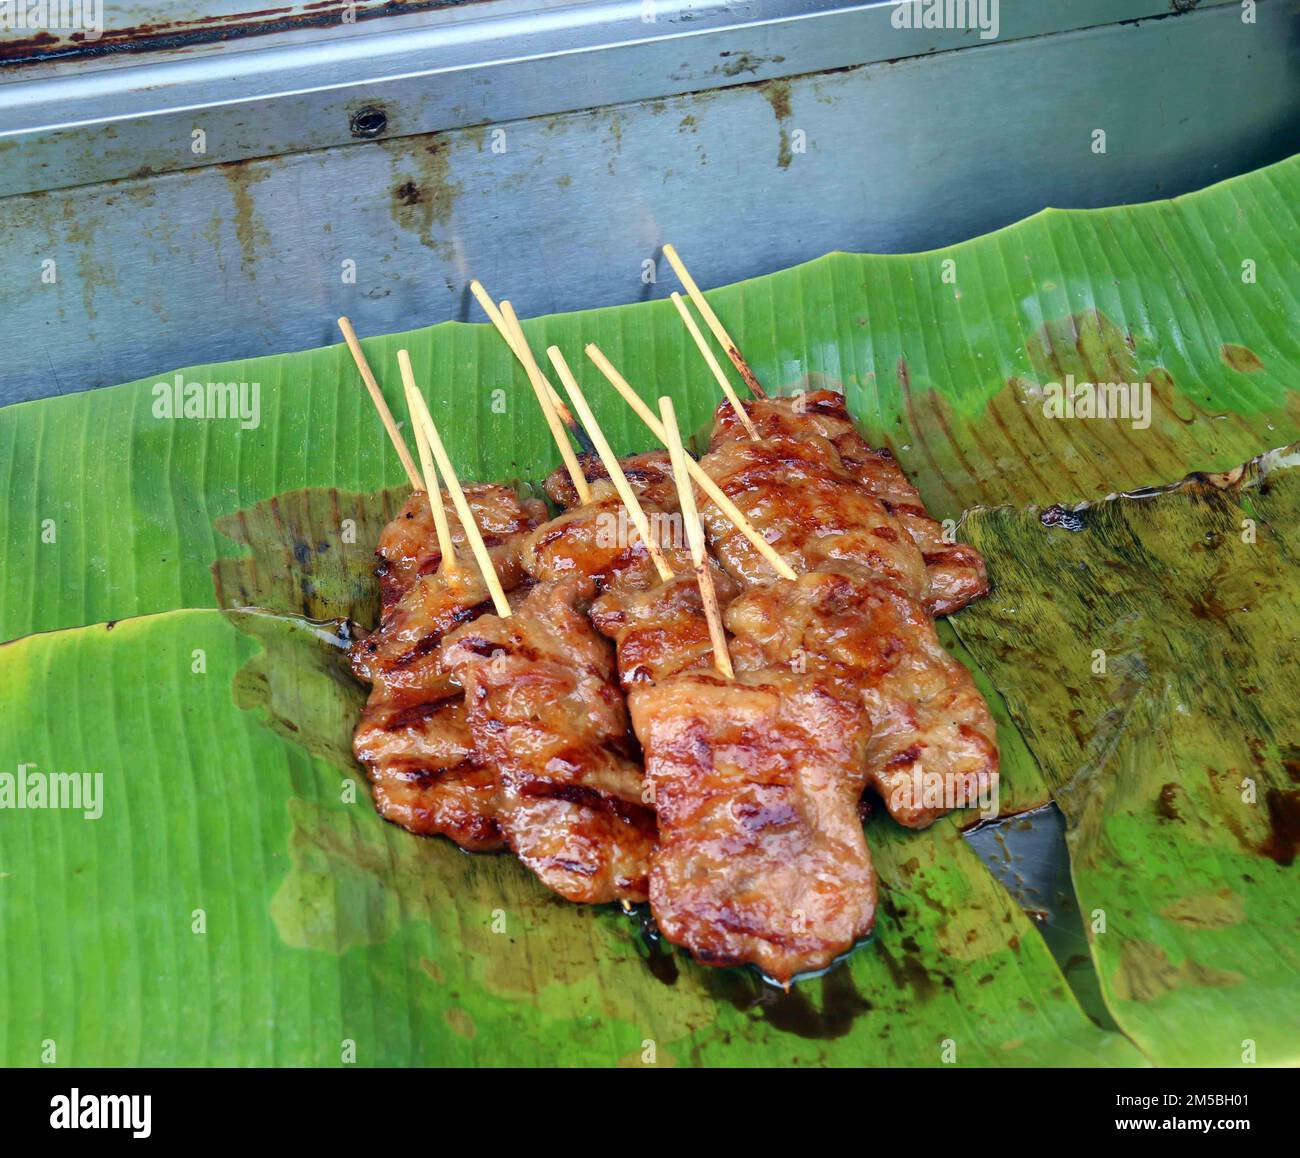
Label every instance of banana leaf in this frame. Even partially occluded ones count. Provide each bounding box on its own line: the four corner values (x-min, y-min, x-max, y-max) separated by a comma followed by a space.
2, 155, 1299, 1066
2, 155, 1298, 642
0, 610, 1137, 1066
951, 461, 1300, 1067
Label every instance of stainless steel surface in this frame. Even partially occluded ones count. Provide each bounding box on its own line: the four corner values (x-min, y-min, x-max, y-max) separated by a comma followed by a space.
1, 0, 1296, 404
0, 0, 1252, 198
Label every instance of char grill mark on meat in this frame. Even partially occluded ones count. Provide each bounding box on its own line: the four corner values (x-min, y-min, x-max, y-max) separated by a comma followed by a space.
633, 670, 875, 982
698, 408, 999, 829
543, 449, 681, 513
697, 426, 930, 597
441, 575, 656, 903
438, 469, 695, 902
710, 390, 988, 615
375, 484, 548, 610
724, 565, 998, 830
590, 573, 735, 689
350, 567, 499, 695
594, 576, 876, 981
353, 688, 503, 851
350, 486, 547, 849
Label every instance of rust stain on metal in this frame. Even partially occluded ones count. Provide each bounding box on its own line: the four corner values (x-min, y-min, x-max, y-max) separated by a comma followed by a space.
61, 198, 117, 323
759, 79, 794, 169
221, 162, 274, 276
381, 136, 463, 256
716, 51, 786, 78
0, 2, 484, 66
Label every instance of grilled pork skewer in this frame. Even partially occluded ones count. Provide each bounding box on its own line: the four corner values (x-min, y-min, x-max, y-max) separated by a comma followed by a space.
438, 346, 694, 904
351, 487, 547, 850
441, 574, 657, 902
439, 459, 689, 903
629, 661, 876, 980
654, 260, 985, 616
596, 578, 876, 982
590, 399, 876, 982
698, 401, 998, 829
710, 389, 989, 616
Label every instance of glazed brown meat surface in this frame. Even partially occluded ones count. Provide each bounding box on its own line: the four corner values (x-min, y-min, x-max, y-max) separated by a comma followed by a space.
594, 573, 876, 980
697, 428, 930, 597
543, 450, 681, 512
591, 573, 737, 690
441, 576, 657, 903
710, 391, 988, 615
628, 661, 875, 982
352, 688, 503, 850
351, 488, 545, 848
432, 475, 693, 902
523, 479, 689, 595
698, 426, 998, 829
375, 484, 547, 609
351, 567, 499, 695
725, 565, 998, 829
350, 568, 508, 846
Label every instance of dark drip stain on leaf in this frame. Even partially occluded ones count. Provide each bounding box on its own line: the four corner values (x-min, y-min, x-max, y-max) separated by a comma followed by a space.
1220, 343, 1265, 374
953, 466, 1300, 1055
227, 609, 362, 772
706, 961, 872, 1041
1156, 782, 1182, 821
1261, 788, 1300, 867
1111, 940, 1244, 1003
213, 484, 409, 628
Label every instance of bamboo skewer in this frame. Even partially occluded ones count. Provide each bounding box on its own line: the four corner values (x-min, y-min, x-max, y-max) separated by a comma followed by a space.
498, 300, 593, 506
660, 395, 733, 680
467, 280, 594, 452
398, 356, 458, 576
397, 350, 512, 618
546, 347, 674, 584
338, 316, 424, 490
497, 302, 576, 433
670, 291, 760, 439
661, 244, 767, 399
584, 344, 798, 582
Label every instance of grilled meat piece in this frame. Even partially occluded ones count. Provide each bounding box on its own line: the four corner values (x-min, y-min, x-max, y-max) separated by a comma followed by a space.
352, 687, 503, 850
698, 424, 998, 829
348, 567, 511, 848
698, 427, 929, 595
725, 564, 997, 829
592, 570, 875, 980
375, 484, 547, 609
522, 480, 687, 594
629, 662, 875, 982
351, 567, 501, 695
710, 390, 988, 615
543, 450, 681, 512
441, 576, 657, 904
351, 487, 545, 848
591, 573, 737, 690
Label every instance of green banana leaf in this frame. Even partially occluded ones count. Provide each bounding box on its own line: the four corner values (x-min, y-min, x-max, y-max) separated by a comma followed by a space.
2, 155, 1298, 1066
951, 461, 1300, 1067
0, 610, 1137, 1066
2, 155, 1298, 642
